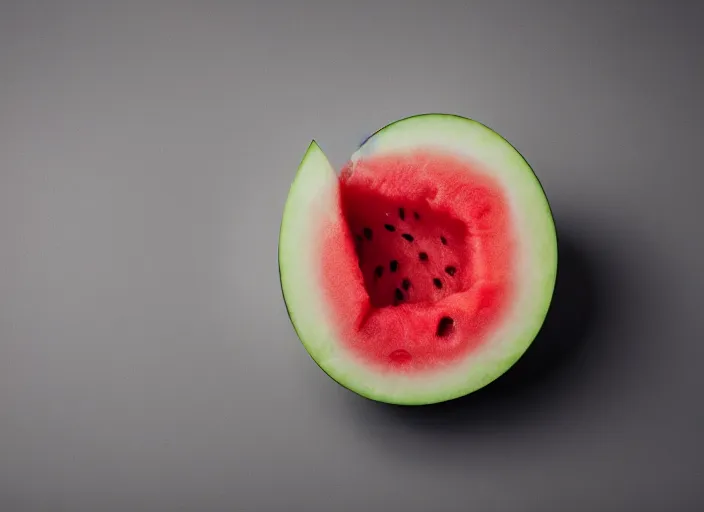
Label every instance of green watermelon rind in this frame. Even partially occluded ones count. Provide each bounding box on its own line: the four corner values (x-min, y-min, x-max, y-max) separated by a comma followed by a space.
279, 113, 558, 406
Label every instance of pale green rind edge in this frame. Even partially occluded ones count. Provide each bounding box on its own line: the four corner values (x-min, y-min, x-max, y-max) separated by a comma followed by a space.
279, 114, 558, 406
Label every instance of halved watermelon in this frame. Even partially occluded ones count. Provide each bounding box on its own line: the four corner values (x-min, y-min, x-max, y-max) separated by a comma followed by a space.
279, 113, 557, 405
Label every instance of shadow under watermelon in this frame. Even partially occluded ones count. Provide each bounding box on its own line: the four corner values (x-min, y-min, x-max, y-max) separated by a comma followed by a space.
344, 222, 608, 432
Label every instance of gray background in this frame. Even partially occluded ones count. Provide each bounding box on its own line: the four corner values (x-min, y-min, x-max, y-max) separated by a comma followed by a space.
1, 1, 702, 510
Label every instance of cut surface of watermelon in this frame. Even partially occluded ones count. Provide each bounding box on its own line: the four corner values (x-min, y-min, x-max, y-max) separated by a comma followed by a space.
279, 114, 557, 405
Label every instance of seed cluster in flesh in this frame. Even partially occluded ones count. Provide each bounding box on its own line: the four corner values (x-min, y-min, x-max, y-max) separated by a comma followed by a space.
320, 149, 516, 374
350, 193, 470, 315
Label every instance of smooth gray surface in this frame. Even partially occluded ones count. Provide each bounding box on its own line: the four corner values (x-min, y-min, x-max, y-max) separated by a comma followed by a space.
1, 1, 703, 510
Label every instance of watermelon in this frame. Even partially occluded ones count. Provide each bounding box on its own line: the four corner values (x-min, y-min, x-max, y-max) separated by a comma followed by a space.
279, 113, 557, 406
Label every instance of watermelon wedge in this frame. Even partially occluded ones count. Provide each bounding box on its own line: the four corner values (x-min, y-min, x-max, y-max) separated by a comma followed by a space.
279, 114, 557, 405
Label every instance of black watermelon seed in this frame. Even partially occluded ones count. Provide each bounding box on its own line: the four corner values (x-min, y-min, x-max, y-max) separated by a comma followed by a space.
413, 211, 420, 220
401, 278, 411, 291
395, 288, 404, 302
384, 224, 396, 232
436, 316, 454, 337
355, 234, 363, 242
402, 233, 414, 242
440, 236, 447, 245
399, 208, 405, 220
374, 265, 384, 278
389, 260, 399, 272
363, 227, 373, 240
433, 278, 443, 289
419, 252, 428, 261
445, 266, 456, 276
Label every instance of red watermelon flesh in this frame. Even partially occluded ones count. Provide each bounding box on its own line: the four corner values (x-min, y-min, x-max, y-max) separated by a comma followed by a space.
321, 149, 516, 374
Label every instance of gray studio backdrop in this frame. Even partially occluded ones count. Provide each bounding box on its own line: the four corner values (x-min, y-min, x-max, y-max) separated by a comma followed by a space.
1, 1, 702, 511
